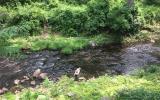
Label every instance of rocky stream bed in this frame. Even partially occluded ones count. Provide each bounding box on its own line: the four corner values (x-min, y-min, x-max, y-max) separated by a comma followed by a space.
0, 43, 160, 92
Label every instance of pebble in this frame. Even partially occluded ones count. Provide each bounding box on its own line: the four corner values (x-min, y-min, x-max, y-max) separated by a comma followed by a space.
30, 81, 36, 85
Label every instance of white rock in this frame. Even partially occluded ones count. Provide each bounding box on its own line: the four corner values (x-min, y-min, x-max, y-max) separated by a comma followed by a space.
39, 73, 47, 79
74, 68, 81, 76
2, 87, 8, 92
14, 79, 20, 85
0, 89, 4, 95
23, 76, 29, 80
30, 81, 36, 85
33, 69, 41, 78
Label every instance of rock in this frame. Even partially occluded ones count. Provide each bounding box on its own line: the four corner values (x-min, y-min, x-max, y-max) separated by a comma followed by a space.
2, 87, 8, 92
20, 79, 25, 83
56, 57, 61, 60
14, 79, 20, 85
35, 62, 44, 67
37, 95, 48, 100
23, 76, 29, 80
30, 81, 36, 85
89, 41, 97, 47
0, 87, 8, 95
150, 39, 155, 43
0, 89, 4, 95
39, 73, 48, 79
33, 69, 41, 78
38, 58, 47, 61
74, 68, 81, 76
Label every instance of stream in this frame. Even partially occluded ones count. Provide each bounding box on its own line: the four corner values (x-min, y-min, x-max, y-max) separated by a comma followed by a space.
0, 43, 160, 89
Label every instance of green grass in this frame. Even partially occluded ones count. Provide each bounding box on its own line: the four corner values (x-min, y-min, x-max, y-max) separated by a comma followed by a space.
1, 65, 160, 100
6, 34, 112, 55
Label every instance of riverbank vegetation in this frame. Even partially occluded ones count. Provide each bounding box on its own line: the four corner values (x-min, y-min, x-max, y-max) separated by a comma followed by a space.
0, 0, 159, 56
0, 0, 160, 99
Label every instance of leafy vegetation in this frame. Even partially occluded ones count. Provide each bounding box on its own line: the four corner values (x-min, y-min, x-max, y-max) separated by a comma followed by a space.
0, 0, 159, 56
0, 0, 160, 99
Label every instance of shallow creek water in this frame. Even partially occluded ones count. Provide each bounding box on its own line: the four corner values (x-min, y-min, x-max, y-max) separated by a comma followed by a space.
0, 43, 160, 88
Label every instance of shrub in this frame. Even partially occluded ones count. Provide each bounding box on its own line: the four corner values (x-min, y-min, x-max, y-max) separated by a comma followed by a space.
85, 0, 109, 33
49, 0, 110, 36
9, 4, 48, 26
116, 88, 160, 100
144, 0, 160, 6
107, 3, 144, 35
0, 20, 40, 39
142, 6, 160, 24
0, 7, 10, 29
49, 7, 88, 36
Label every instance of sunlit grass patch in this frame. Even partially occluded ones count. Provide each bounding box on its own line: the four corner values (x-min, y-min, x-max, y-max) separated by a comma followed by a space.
8, 34, 110, 55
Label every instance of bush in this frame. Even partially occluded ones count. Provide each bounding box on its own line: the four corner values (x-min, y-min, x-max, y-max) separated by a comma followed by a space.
49, 0, 110, 36
85, 0, 109, 33
49, 7, 88, 36
144, 0, 160, 6
0, 20, 40, 40
116, 88, 160, 100
0, 0, 156, 37
107, 3, 144, 35
0, 7, 9, 27
142, 6, 160, 24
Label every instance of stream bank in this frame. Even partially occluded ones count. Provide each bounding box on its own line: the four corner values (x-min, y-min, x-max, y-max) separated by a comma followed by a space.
0, 43, 160, 89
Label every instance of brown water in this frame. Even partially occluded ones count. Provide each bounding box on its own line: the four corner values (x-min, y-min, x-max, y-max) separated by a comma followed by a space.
0, 43, 160, 88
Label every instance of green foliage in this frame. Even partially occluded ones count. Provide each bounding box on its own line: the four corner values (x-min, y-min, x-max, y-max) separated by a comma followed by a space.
0, 0, 160, 56
107, 3, 144, 35
85, 0, 109, 33
1, 92, 16, 100
116, 88, 160, 100
20, 90, 40, 100
0, 7, 10, 29
134, 65, 160, 82
142, 6, 160, 24
1, 0, 158, 37
144, 0, 160, 6
49, 6, 88, 36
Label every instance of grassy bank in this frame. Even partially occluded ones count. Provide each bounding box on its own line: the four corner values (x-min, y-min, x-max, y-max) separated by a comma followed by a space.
0, 34, 114, 56
1, 65, 160, 100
